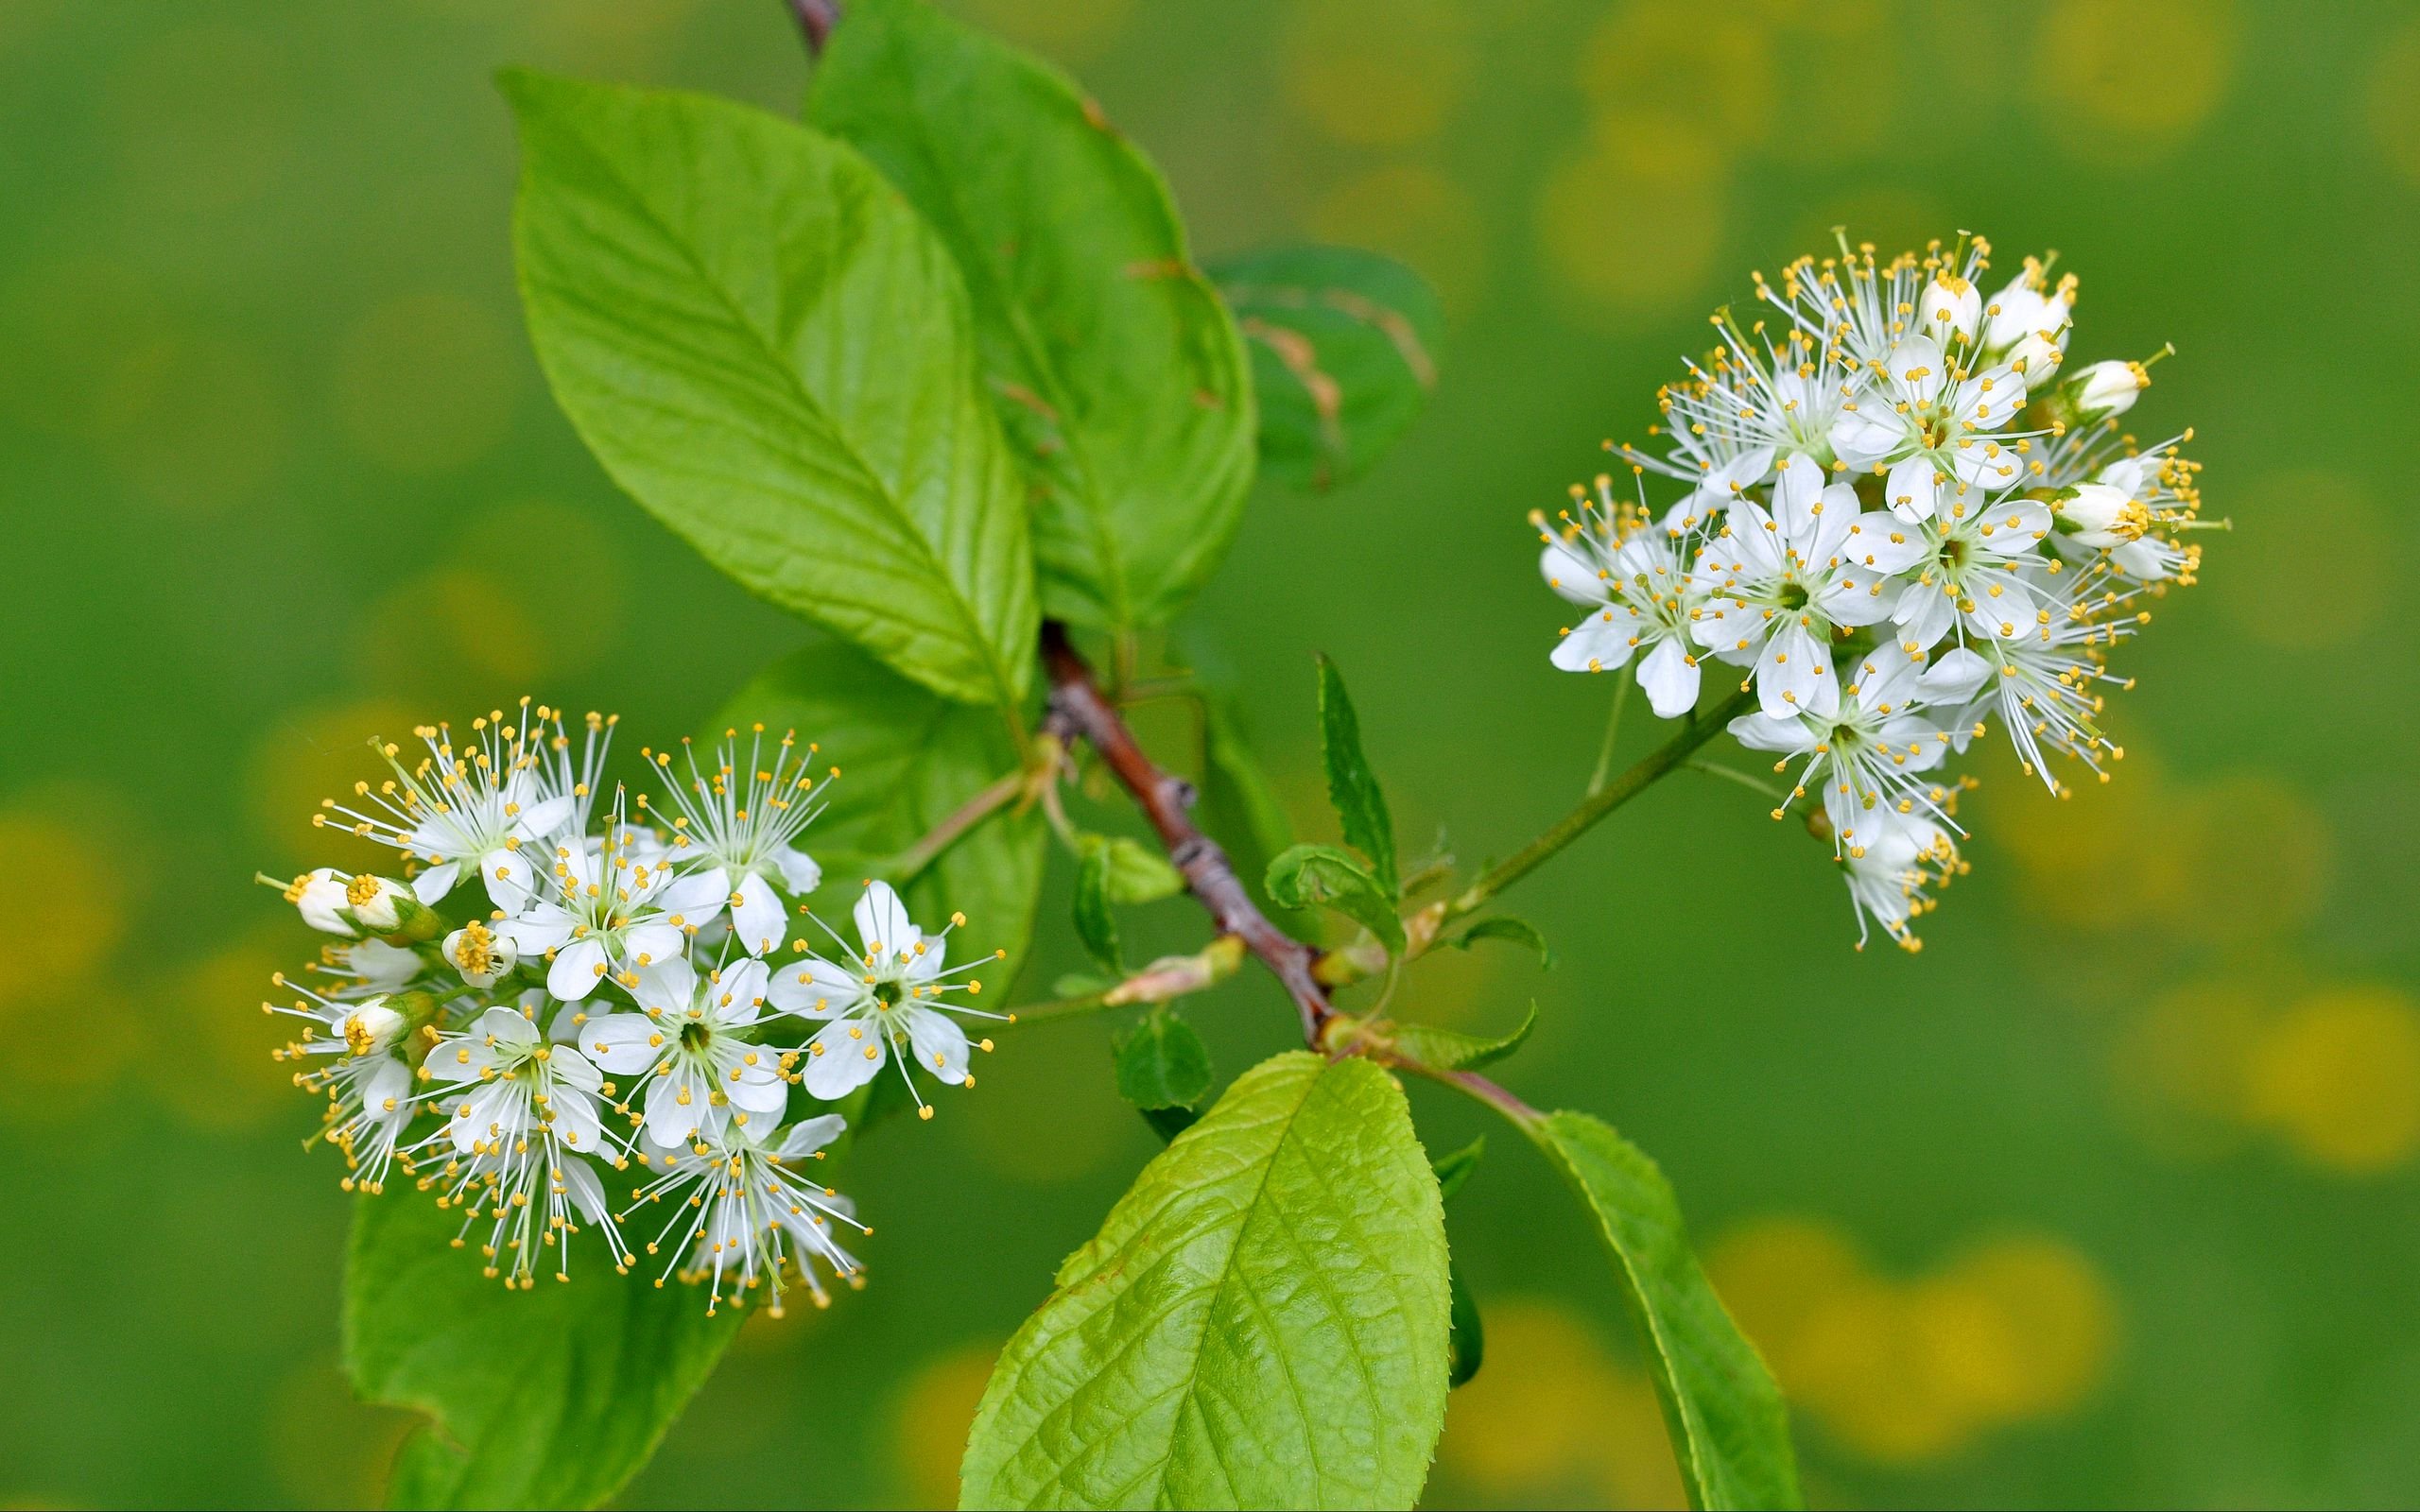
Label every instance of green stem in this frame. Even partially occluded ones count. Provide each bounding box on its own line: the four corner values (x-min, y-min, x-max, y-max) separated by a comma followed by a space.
888, 768, 1027, 886
998, 990, 1115, 1029
1685, 757, 1786, 801
1448, 686, 1754, 920
1584, 676, 1634, 798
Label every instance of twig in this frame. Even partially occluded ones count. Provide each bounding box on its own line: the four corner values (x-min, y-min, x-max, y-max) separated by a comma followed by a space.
1584, 676, 1633, 798
1041, 623, 1335, 1044
786, 0, 841, 55
1446, 686, 1754, 921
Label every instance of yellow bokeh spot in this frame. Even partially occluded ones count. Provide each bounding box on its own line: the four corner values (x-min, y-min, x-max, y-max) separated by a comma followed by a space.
2366, 20, 2420, 185
2244, 986, 2420, 1174
2218, 472, 2388, 651
1579, 3, 1772, 152
2033, 0, 2239, 163
890, 1343, 999, 1508
247, 698, 423, 873
0, 799, 129, 1015
954, 0, 1134, 63
335, 292, 519, 474
1283, 0, 1468, 148
2111, 977, 2268, 1159
1431, 1297, 1685, 1508
1537, 124, 1727, 323
151, 933, 303, 1131
1710, 1217, 2117, 1464
1309, 163, 1488, 321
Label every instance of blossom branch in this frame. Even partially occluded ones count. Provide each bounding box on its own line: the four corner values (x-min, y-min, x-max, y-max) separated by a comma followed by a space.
1040, 622, 1336, 1045
1445, 685, 1757, 922
786, 0, 841, 55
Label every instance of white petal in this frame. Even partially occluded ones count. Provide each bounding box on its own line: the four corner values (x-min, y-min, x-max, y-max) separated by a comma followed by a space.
1771, 452, 1825, 540
904, 1007, 972, 1085
852, 882, 917, 965
656, 867, 730, 932
1727, 711, 1815, 754
643, 1066, 707, 1148
1883, 457, 1941, 524
730, 873, 786, 957
1920, 647, 1992, 704
583, 1014, 664, 1076
1634, 636, 1701, 719
548, 1085, 604, 1154
771, 846, 823, 895
632, 955, 697, 1019
804, 1021, 885, 1099
776, 1114, 848, 1159
768, 957, 862, 1019
1757, 620, 1834, 721
548, 936, 610, 1001
1539, 538, 1604, 606
621, 923, 686, 969
411, 861, 460, 906
479, 849, 535, 914
1550, 608, 1644, 673
514, 795, 575, 843
560, 1159, 608, 1224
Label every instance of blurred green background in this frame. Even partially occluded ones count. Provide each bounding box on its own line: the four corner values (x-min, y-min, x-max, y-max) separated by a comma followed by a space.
4, 0, 2415, 1505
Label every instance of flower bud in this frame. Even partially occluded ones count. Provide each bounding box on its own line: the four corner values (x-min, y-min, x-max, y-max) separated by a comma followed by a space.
2067, 359, 2147, 420
344, 873, 441, 942
1920, 274, 1981, 344
2051, 483, 2152, 546
286, 868, 358, 936
338, 996, 406, 1057
443, 919, 517, 988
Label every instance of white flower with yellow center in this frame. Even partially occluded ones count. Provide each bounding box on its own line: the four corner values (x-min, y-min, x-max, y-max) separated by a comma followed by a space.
645, 726, 830, 957
409, 1004, 629, 1285
767, 881, 1004, 1115
500, 810, 689, 1001
1891, 485, 2057, 651
1840, 810, 1964, 954
1728, 641, 1990, 857
1690, 453, 1929, 719
1967, 568, 2142, 795
622, 1113, 865, 1316
264, 978, 418, 1193
1534, 477, 1710, 718
1979, 257, 2077, 391
310, 702, 582, 912
582, 955, 789, 1152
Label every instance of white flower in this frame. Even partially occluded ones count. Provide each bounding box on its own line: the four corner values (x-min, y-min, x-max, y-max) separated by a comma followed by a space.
280, 868, 357, 935
645, 726, 830, 957
322, 937, 425, 994
1969, 569, 2140, 794
1690, 453, 1929, 718
767, 881, 1005, 1114
265, 978, 418, 1193
1919, 271, 1982, 345
1980, 259, 2076, 391
410, 1003, 628, 1285
1891, 487, 2057, 651
2052, 483, 2152, 549
311, 702, 583, 913
622, 1113, 865, 1316
1728, 642, 1990, 856
1841, 811, 1963, 954
581, 955, 790, 1151
442, 919, 517, 989
1535, 481, 1710, 718
2067, 358, 2148, 420
499, 809, 691, 1001
1827, 332, 2031, 489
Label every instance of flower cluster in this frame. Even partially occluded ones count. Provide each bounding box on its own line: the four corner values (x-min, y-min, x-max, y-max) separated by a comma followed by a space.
256, 701, 1007, 1311
1534, 234, 2214, 950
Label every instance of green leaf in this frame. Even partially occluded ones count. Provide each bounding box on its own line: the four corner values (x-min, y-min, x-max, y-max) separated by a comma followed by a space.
1445, 1257, 1485, 1391
1523, 1111, 1801, 1511
712, 630, 1047, 974
1430, 1135, 1485, 1203
1098, 833, 1184, 904
961, 1052, 1451, 1509
1265, 842, 1404, 954
1316, 654, 1396, 894
1112, 1005, 1213, 1110
346, 1194, 744, 1510
1197, 689, 1295, 903
1073, 839, 1124, 976
504, 70, 1037, 708
1444, 915, 1555, 970
807, 0, 1253, 631
1207, 245, 1443, 492
1392, 1002, 1539, 1074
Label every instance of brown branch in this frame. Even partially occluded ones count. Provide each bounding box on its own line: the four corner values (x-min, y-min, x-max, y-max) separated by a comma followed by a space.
1041, 622, 1335, 1045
